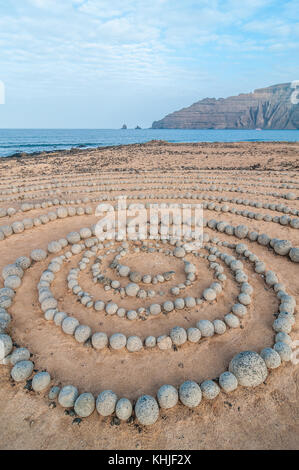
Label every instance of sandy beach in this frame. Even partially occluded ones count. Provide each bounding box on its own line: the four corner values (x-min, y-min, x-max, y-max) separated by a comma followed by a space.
0, 141, 298, 450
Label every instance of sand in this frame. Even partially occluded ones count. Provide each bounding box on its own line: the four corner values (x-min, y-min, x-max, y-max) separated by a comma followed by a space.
0, 140, 298, 450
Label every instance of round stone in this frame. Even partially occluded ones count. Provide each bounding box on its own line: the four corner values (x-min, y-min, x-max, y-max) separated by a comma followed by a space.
197, 319, 214, 337
185, 296, 196, 308
94, 300, 105, 311
105, 302, 118, 315
179, 381, 202, 407
48, 386, 60, 400
274, 342, 292, 361
274, 240, 292, 256
62, 316, 80, 335
11, 360, 34, 382
187, 327, 201, 343
170, 326, 187, 346
31, 249, 47, 262
234, 225, 248, 239
163, 301, 174, 313
74, 325, 91, 343
200, 380, 220, 400
4, 275, 21, 290
32, 372, 51, 392
125, 283, 140, 297
157, 335, 172, 350
92, 332, 108, 350
157, 384, 178, 409
219, 371, 238, 392
289, 247, 299, 263
135, 395, 159, 425
74, 392, 95, 417
126, 336, 143, 352
260, 348, 282, 369
275, 332, 292, 346
58, 385, 79, 407
145, 336, 156, 348
213, 319, 226, 335
273, 317, 292, 334
118, 265, 130, 277
232, 303, 247, 317
174, 246, 186, 258
224, 313, 240, 328
238, 293, 251, 306
10, 347, 30, 365
115, 398, 132, 421
174, 298, 185, 310
96, 390, 117, 416
229, 351, 268, 387
203, 288, 216, 301
109, 333, 126, 350
149, 304, 161, 315
0, 334, 13, 360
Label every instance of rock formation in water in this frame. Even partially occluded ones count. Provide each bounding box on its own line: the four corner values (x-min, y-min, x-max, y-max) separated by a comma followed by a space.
152, 83, 299, 129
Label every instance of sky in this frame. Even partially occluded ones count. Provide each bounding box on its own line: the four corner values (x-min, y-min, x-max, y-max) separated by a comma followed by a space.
0, 0, 298, 128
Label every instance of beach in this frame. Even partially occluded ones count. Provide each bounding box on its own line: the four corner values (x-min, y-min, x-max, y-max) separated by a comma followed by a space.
0, 140, 298, 450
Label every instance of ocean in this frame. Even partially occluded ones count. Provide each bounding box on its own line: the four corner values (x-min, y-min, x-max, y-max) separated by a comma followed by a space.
0, 128, 298, 158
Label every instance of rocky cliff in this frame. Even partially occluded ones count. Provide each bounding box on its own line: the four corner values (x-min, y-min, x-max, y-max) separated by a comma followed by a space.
152, 83, 299, 129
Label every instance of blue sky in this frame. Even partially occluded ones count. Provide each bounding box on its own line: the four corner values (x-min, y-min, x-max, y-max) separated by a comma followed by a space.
0, 0, 298, 128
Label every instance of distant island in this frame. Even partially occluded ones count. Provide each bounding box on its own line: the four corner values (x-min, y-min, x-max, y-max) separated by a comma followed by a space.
152, 83, 299, 129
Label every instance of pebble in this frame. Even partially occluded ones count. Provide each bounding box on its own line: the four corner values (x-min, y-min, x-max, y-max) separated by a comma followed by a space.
74, 392, 95, 417
179, 381, 202, 407
219, 371, 238, 392
200, 380, 220, 399
157, 384, 178, 409
0, 334, 13, 360
260, 348, 281, 369
170, 326, 187, 346
32, 371, 51, 392
135, 395, 159, 425
115, 398, 132, 420
58, 385, 79, 407
229, 351, 268, 387
109, 333, 127, 350
10, 347, 30, 365
96, 390, 118, 416
11, 360, 34, 382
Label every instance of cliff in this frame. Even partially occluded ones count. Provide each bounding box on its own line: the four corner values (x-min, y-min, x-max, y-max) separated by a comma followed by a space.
152, 83, 299, 129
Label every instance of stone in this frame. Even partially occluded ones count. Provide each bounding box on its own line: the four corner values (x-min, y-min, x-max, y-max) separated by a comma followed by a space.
157, 335, 172, 350
48, 386, 60, 400
31, 249, 47, 262
219, 371, 238, 392
11, 360, 34, 382
96, 390, 118, 416
105, 302, 118, 315
135, 395, 159, 425
92, 332, 108, 349
62, 316, 80, 335
200, 380, 220, 399
274, 342, 292, 361
197, 320, 214, 337
213, 319, 226, 334
163, 301, 174, 313
170, 326, 187, 346
187, 327, 201, 342
174, 247, 186, 258
157, 384, 178, 409
289, 247, 299, 263
32, 371, 51, 392
115, 398, 132, 421
74, 325, 92, 343
179, 381, 202, 407
10, 347, 30, 365
232, 303, 247, 317
145, 336, 156, 348
0, 334, 13, 360
74, 393, 95, 417
125, 283, 140, 297
126, 336, 143, 352
109, 333, 127, 350
229, 351, 268, 387
203, 288, 216, 301
149, 304, 161, 315
224, 313, 240, 328
260, 348, 281, 369
58, 385, 79, 407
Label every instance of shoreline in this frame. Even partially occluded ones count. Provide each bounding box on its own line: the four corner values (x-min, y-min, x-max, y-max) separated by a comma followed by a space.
0, 139, 298, 162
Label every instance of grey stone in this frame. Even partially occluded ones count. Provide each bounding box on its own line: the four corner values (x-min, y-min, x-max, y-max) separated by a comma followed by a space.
229, 351, 268, 387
